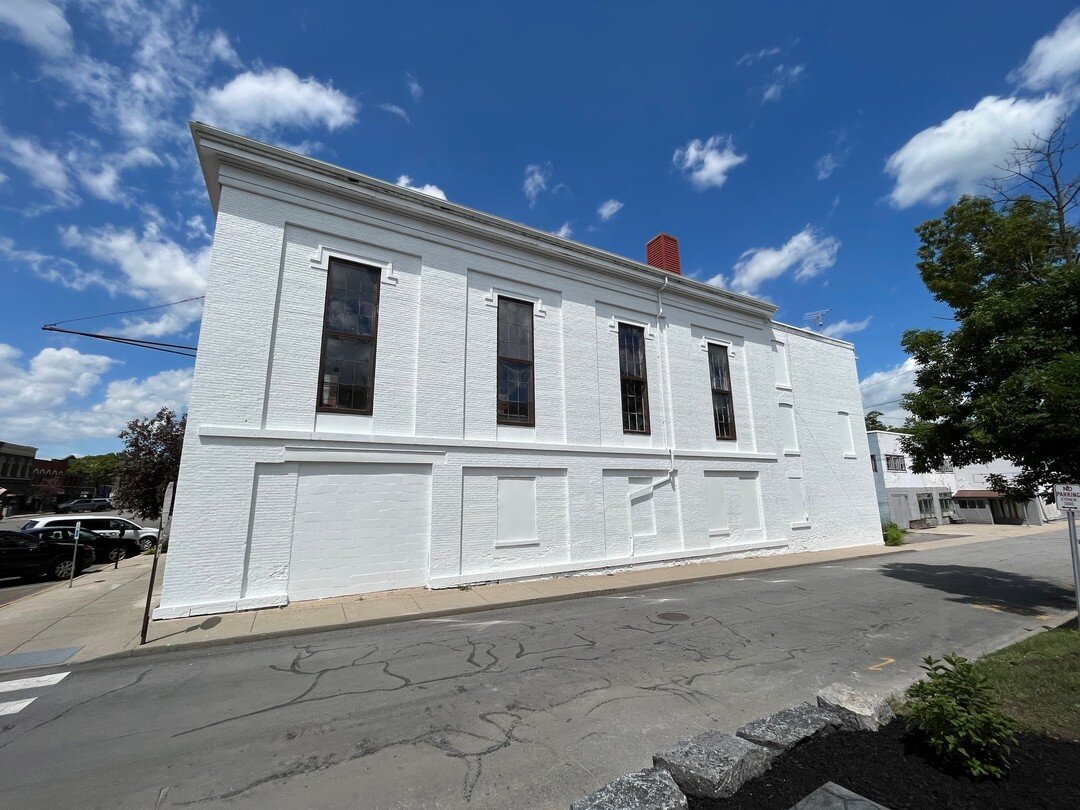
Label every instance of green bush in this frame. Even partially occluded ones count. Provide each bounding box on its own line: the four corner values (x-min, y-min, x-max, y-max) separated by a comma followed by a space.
882, 521, 906, 546
905, 654, 1017, 778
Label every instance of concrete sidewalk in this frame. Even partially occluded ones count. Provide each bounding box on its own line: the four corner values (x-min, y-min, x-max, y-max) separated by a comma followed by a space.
0, 524, 1052, 669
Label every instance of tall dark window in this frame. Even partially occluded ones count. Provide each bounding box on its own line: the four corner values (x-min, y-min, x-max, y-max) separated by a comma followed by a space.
497, 297, 534, 425
708, 343, 736, 440
618, 323, 650, 434
317, 258, 381, 414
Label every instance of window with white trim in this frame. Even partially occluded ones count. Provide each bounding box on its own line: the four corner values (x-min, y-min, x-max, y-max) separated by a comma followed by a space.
618, 323, 650, 434
708, 343, 736, 440
317, 258, 381, 414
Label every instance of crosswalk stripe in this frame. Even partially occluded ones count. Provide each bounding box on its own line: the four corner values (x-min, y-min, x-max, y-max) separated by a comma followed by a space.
0, 698, 36, 716
0, 672, 69, 694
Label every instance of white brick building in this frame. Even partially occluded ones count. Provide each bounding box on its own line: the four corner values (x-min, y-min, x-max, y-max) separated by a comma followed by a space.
155, 124, 881, 619
867, 430, 1061, 528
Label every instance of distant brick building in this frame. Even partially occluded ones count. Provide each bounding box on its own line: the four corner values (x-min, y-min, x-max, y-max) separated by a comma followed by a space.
0, 441, 37, 516
31, 455, 85, 512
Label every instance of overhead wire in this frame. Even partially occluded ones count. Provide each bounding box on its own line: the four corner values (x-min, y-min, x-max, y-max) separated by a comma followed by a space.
44, 295, 205, 327
40, 295, 203, 357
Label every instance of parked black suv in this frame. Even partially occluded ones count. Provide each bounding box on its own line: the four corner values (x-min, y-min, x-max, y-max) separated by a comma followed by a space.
0, 530, 94, 581
57, 497, 113, 513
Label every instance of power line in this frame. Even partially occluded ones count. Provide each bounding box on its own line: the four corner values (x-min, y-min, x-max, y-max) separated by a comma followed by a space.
40, 325, 197, 358
864, 397, 903, 410
45, 295, 205, 327
859, 368, 916, 390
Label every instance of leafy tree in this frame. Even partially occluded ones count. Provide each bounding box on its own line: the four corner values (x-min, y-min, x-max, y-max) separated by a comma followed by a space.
114, 408, 186, 520
900, 127, 1080, 498
67, 453, 121, 495
865, 410, 890, 431
33, 474, 65, 504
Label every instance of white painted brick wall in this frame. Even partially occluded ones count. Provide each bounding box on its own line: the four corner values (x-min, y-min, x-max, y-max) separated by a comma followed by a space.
155, 158, 882, 618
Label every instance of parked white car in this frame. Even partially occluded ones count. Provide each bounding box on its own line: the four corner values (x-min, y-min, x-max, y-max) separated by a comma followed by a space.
19, 515, 159, 554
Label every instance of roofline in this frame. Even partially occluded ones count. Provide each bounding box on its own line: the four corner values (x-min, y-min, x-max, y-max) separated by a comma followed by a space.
0, 442, 37, 454
189, 122, 778, 321
771, 320, 855, 349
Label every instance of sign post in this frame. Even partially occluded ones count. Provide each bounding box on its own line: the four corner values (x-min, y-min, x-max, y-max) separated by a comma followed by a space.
140, 482, 176, 646
68, 520, 81, 588
1053, 484, 1080, 622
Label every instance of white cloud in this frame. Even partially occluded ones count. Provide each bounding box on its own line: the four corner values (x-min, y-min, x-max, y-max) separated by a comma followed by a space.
379, 103, 411, 123
395, 174, 447, 200
0, 344, 115, 416
0, 0, 72, 58
860, 357, 919, 425
0, 236, 115, 293
597, 199, 624, 221
673, 135, 747, 191
885, 94, 1069, 208
406, 71, 423, 101
60, 223, 209, 337
815, 152, 841, 180
821, 316, 872, 339
0, 346, 192, 453
554, 222, 573, 239
29, 2, 240, 149
71, 145, 161, 203
736, 46, 780, 66
1012, 9, 1080, 90
0, 124, 77, 205
185, 215, 210, 241
523, 163, 552, 207
709, 226, 839, 294
193, 67, 358, 136
762, 63, 805, 103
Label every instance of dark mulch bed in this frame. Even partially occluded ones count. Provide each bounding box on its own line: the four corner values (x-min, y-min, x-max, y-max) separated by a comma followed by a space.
690, 721, 1080, 810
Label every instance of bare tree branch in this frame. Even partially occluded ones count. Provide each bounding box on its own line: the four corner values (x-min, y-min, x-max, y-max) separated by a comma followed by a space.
987, 115, 1080, 265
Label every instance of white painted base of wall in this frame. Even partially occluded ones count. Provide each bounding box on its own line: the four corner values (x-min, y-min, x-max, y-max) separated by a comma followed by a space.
428, 538, 790, 588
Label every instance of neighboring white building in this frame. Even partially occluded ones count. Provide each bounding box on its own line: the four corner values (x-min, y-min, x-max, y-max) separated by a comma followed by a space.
866, 431, 955, 527
952, 460, 1061, 526
155, 124, 881, 619
867, 430, 1060, 528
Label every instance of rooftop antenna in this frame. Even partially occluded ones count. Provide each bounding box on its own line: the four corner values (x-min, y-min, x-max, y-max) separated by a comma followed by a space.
804, 309, 830, 330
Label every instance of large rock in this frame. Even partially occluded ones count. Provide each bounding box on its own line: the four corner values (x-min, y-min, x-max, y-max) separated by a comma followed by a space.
652, 730, 772, 799
816, 683, 894, 732
570, 767, 688, 810
789, 781, 890, 809
736, 702, 842, 751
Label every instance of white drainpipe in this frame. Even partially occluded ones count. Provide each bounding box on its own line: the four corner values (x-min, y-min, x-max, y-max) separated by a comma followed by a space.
656, 275, 676, 478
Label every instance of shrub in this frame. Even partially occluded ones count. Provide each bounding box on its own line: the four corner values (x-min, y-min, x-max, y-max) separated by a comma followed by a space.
882, 521, 906, 546
905, 654, 1017, 778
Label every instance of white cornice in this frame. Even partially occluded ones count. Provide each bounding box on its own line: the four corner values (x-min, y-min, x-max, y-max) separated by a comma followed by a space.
189, 121, 778, 322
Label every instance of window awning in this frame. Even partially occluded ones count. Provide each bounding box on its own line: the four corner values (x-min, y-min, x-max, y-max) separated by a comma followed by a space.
953, 489, 1003, 499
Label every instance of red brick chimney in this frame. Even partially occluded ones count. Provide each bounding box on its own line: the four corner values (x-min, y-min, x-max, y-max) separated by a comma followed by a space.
646, 233, 681, 275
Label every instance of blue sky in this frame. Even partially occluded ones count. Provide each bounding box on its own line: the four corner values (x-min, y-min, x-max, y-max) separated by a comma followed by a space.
2, 1, 1079, 457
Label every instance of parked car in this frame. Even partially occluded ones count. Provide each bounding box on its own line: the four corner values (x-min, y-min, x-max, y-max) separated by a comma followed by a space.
57, 497, 113, 513
22, 526, 126, 565
19, 515, 159, 554
0, 530, 94, 580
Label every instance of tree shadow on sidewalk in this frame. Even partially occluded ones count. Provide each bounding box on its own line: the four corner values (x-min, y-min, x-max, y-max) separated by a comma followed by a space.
878, 562, 1076, 617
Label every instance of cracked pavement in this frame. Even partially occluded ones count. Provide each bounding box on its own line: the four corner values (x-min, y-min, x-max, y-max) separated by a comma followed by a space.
0, 529, 1074, 809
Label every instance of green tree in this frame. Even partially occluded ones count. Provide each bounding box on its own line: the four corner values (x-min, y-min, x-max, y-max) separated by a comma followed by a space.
900, 168, 1080, 498
864, 410, 890, 431
114, 408, 186, 520
67, 452, 121, 495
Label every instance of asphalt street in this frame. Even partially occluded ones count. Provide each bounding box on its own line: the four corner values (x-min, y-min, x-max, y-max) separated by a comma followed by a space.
0, 528, 1074, 809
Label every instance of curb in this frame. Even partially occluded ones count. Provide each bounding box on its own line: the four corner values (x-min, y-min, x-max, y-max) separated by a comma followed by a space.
69, 532, 1007, 669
